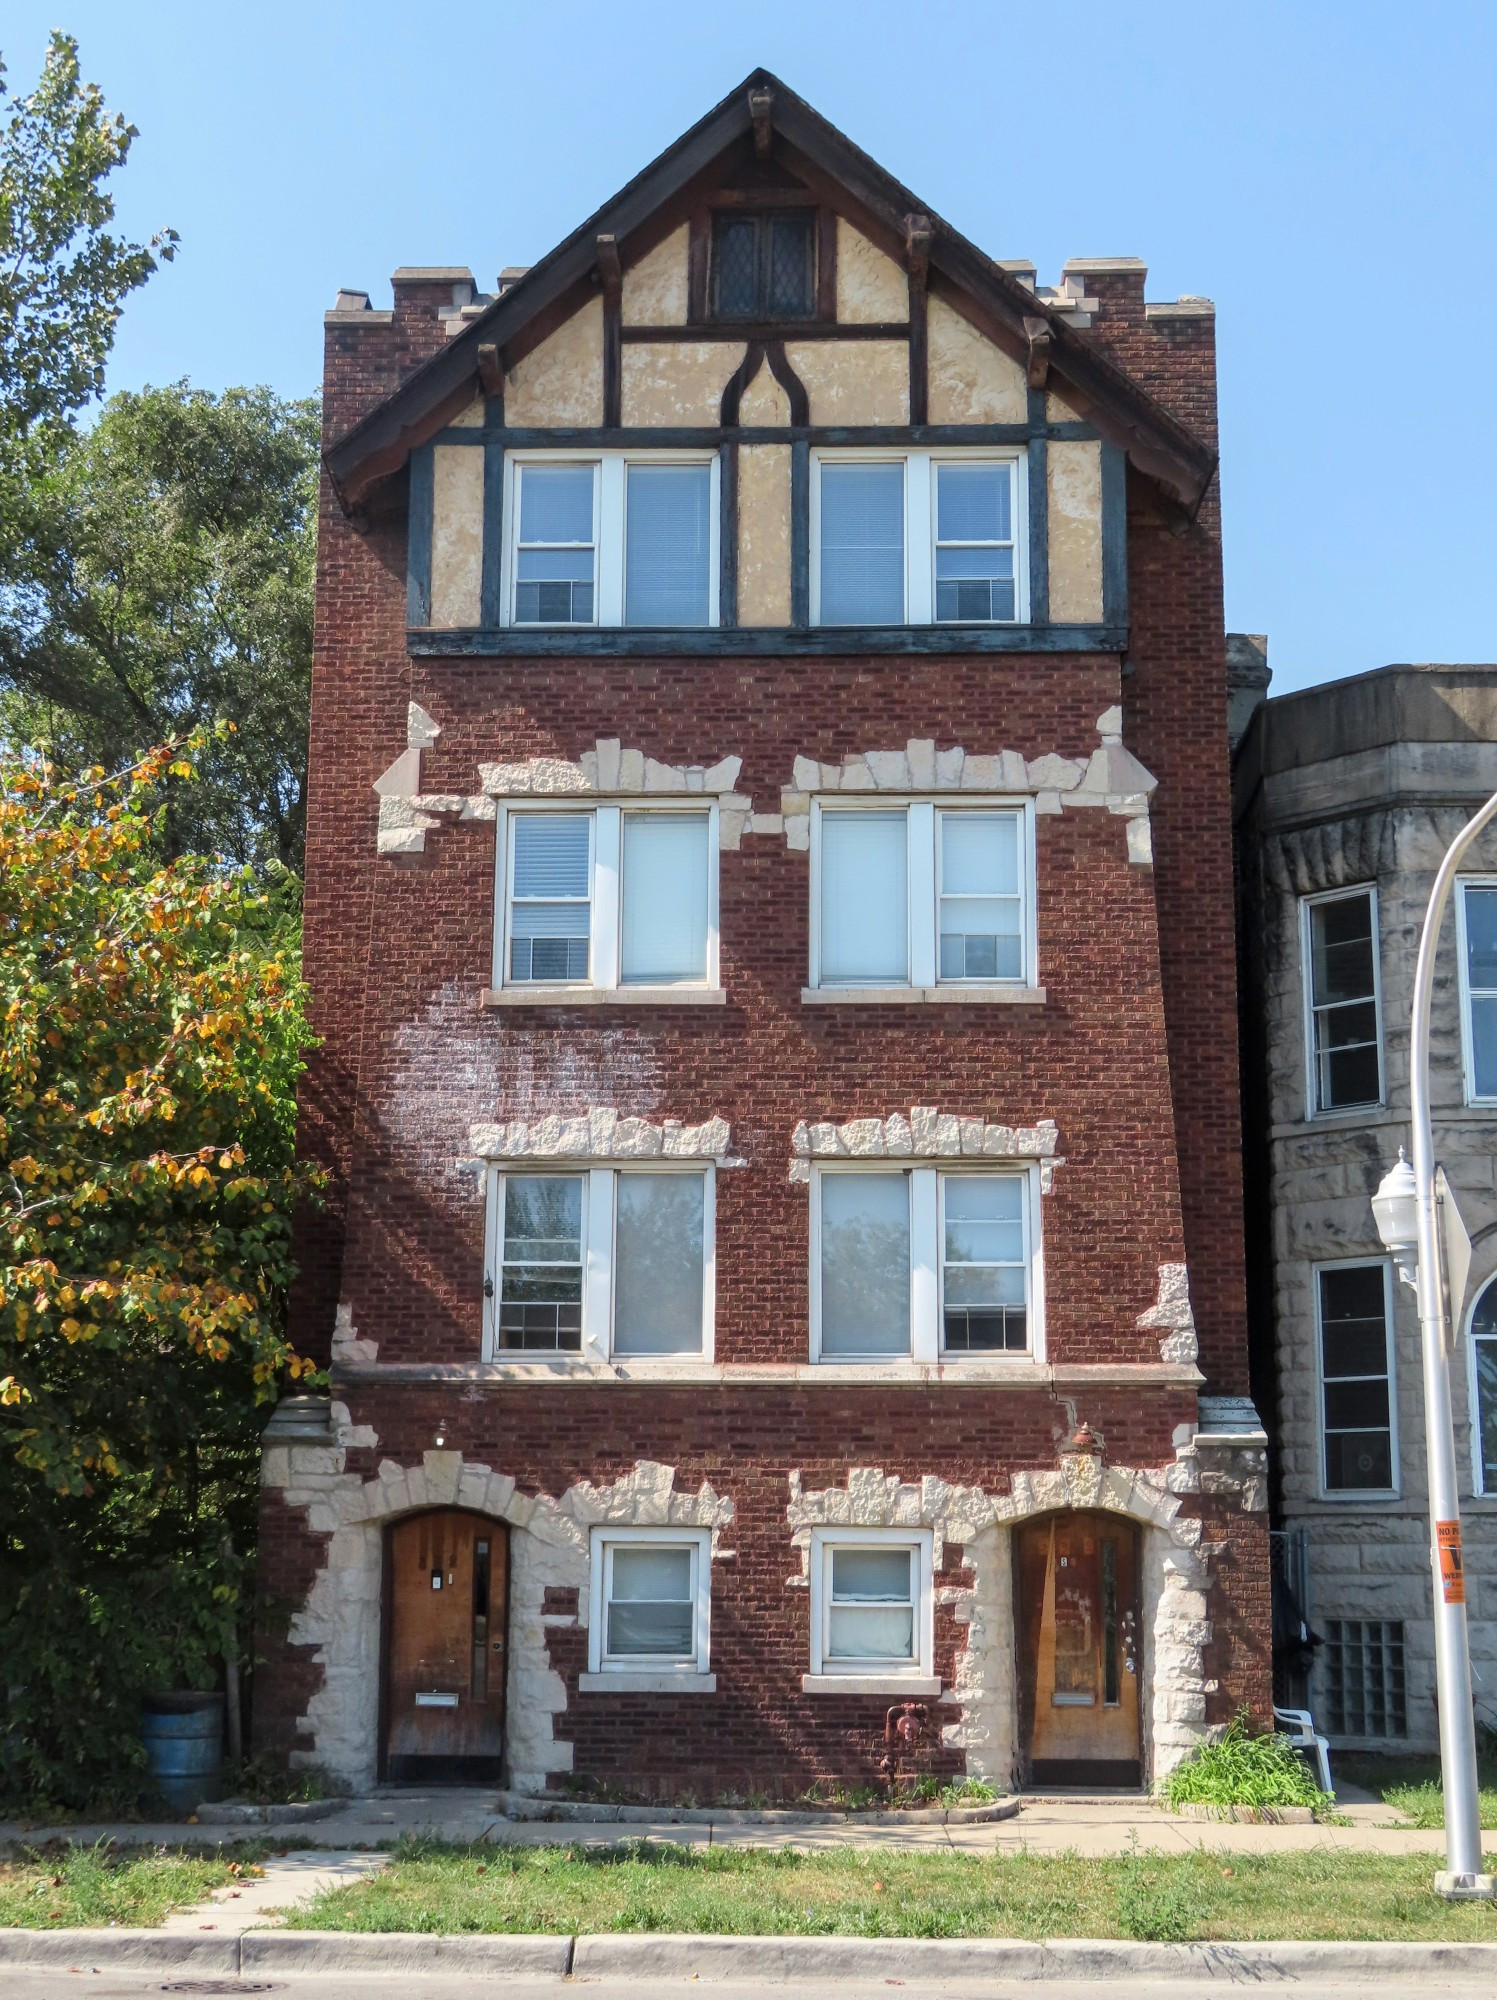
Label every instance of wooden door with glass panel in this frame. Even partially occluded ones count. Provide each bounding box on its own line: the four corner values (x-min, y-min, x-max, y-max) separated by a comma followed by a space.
383, 1511, 507, 1782
1015, 1512, 1140, 1787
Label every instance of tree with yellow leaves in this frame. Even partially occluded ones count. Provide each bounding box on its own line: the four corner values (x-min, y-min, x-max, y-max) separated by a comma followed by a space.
0, 736, 318, 1807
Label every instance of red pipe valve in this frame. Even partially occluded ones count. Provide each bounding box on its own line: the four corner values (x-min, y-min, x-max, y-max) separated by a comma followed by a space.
884, 1701, 927, 1746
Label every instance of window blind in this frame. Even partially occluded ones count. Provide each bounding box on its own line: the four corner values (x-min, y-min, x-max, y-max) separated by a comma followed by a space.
620, 813, 709, 983
819, 461, 904, 624
820, 811, 907, 983
612, 1172, 705, 1355
819, 1172, 911, 1356
625, 464, 711, 626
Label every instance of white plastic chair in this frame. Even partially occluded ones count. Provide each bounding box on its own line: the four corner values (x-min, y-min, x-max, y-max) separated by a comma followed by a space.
1274, 1705, 1334, 1796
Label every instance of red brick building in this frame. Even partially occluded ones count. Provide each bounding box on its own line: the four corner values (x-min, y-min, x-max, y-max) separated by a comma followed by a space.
254, 70, 1270, 1799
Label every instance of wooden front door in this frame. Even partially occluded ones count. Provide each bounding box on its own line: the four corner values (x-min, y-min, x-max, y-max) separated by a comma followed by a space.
1015, 1512, 1141, 1788
382, 1511, 508, 1782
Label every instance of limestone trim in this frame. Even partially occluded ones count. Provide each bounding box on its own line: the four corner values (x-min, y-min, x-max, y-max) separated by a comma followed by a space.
329, 1359, 1206, 1389
260, 1436, 733, 1795
778, 711, 1157, 860
1137, 1263, 1199, 1365
469, 1109, 731, 1162
376, 738, 755, 858
788, 1109, 1061, 1187
784, 1451, 1245, 1786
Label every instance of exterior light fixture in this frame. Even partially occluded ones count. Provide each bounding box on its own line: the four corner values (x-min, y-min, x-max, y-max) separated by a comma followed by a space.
1371, 1149, 1418, 1288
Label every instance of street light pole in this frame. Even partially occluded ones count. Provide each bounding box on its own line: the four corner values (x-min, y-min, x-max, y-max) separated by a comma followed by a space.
1374, 788, 1497, 1899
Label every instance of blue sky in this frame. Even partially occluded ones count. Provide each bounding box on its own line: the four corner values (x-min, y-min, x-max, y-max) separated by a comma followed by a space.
7, 1, 1495, 693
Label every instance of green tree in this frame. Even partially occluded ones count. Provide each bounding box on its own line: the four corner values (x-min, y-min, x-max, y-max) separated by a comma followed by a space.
0, 384, 320, 871
0, 739, 319, 1808
0, 30, 174, 493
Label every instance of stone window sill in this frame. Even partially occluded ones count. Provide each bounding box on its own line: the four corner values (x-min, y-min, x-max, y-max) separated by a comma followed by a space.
801, 1673, 942, 1697
482, 987, 727, 1008
801, 986, 1046, 1006
578, 1671, 716, 1694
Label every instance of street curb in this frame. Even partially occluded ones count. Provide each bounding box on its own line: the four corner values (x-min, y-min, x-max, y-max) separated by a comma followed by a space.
570, 1935, 1497, 1981
2, 1929, 1497, 1980
0, 1931, 240, 1972
240, 1930, 573, 1975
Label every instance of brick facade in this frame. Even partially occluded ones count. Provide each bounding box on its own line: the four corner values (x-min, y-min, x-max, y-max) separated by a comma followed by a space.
255, 73, 1269, 1799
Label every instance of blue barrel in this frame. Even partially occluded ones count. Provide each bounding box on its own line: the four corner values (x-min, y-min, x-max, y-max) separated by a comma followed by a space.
141, 1693, 224, 1813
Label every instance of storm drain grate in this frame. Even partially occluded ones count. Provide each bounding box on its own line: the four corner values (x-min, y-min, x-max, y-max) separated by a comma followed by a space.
160, 1984, 281, 1994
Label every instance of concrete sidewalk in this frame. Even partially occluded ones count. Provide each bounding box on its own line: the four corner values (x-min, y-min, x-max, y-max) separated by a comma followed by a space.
0, 1785, 1450, 1859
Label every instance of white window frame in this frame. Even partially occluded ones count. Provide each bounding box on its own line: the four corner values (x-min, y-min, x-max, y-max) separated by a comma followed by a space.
587, 1526, 713, 1679
1464, 1273, 1497, 1497
809, 1162, 1043, 1365
501, 450, 720, 630
807, 1526, 934, 1680
807, 798, 1037, 994
809, 448, 1029, 627
1313, 1256, 1399, 1501
1455, 877, 1497, 1105
1300, 885, 1384, 1119
493, 800, 720, 995
483, 1164, 716, 1365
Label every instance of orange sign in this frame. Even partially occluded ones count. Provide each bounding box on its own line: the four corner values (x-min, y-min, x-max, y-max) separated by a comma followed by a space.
1437, 1520, 1467, 1606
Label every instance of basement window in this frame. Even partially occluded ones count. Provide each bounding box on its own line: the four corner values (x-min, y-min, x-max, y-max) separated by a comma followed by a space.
1322, 1618, 1407, 1738
805, 1527, 935, 1687
588, 1527, 713, 1679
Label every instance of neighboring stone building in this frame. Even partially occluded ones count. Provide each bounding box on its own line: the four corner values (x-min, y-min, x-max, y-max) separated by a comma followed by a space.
253, 68, 1270, 1800
1236, 664, 1497, 1752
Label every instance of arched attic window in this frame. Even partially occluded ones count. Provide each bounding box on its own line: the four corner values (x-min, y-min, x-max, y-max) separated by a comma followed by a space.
1468, 1276, 1497, 1492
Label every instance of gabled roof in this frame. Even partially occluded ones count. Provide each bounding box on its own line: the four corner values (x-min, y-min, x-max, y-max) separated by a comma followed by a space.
326, 68, 1216, 511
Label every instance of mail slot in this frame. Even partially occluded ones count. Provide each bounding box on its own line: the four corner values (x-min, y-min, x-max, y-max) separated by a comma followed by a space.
414, 1691, 460, 1708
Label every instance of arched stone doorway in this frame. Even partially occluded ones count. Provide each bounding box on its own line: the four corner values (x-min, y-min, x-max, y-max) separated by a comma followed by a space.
381, 1509, 510, 1782
1014, 1510, 1142, 1788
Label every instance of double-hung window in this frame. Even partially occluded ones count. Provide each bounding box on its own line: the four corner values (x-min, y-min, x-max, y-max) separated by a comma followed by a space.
505, 453, 718, 629
485, 1167, 713, 1361
1457, 880, 1497, 1102
811, 451, 1026, 627
1301, 888, 1382, 1114
806, 1528, 935, 1685
812, 801, 1033, 991
1315, 1260, 1397, 1495
812, 1166, 1040, 1362
587, 1527, 713, 1683
496, 804, 716, 994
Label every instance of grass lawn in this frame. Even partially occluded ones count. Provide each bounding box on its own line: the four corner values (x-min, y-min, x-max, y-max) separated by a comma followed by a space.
289, 1836, 1497, 1944
0, 1844, 262, 1929
1337, 1753, 1497, 1830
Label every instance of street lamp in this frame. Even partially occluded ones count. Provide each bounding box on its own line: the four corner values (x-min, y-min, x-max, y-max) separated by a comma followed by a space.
1371, 787, 1497, 1902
